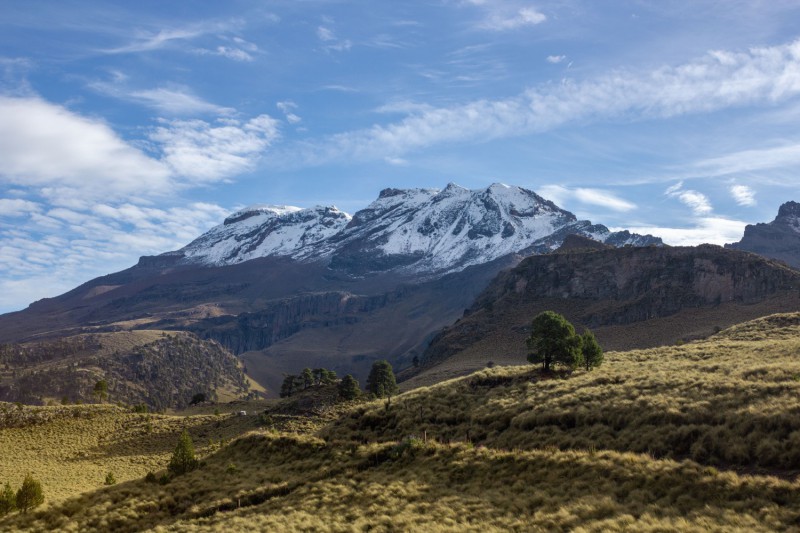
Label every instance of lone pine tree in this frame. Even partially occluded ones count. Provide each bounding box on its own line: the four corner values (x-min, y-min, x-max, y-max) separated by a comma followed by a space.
366, 360, 398, 398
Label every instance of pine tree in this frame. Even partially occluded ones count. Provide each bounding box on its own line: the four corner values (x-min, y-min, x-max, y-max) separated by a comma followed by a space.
168, 430, 199, 476
581, 330, 604, 371
338, 374, 361, 401
0, 481, 16, 516
280, 374, 298, 397
301, 368, 314, 389
93, 379, 108, 403
15, 474, 44, 513
526, 311, 583, 371
366, 360, 398, 398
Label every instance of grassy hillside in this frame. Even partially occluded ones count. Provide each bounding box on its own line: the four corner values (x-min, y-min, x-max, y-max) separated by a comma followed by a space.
4, 313, 800, 531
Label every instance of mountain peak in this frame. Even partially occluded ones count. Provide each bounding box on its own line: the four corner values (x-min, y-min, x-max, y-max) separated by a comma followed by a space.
775, 201, 800, 224
171, 183, 662, 276
223, 204, 303, 225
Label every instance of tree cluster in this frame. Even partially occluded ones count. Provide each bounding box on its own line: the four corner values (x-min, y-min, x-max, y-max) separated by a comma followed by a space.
0, 474, 44, 516
526, 311, 604, 372
280, 367, 337, 397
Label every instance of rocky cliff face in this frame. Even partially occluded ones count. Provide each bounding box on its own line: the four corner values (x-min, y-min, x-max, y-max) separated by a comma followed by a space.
421, 244, 800, 369
726, 201, 800, 268
185, 290, 405, 354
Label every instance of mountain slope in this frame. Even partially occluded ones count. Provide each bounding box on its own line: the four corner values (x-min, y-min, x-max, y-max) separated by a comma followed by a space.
726, 201, 800, 268
408, 243, 800, 387
0, 183, 661, 397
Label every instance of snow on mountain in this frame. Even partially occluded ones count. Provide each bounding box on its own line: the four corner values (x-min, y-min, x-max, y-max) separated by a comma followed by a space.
172, 183, 662, 275
179, 205, 351, 265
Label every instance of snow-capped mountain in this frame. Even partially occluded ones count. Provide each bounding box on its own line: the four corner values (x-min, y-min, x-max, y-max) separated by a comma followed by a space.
179, 205, 351, 265
173, 183, 662, 276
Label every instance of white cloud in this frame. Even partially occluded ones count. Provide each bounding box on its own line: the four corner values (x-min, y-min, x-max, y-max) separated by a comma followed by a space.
128, 87, 235, 115
0, 95, 280, 202
546, 55, 566, 64
573, 188, 636, 212
213, 46, 254, 62
0, 95, 172, 199
317, 26, 335, 42
280, 38, 800, 166
0, 198, 40, 217
624, 217, 747, 246
730, 184, 756, 206
90, 76, 233, 116
537, 185, 635, 212
104, 28, 204, 54
150, 115, 281, 181
694, 143, 800, 177
665, 182, 712, 215
476, 5, 547, 31
277, 101, 302, 124
316, 24, 352, 52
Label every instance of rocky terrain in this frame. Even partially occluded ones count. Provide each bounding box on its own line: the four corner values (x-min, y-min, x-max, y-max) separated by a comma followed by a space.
0, 331, 251, 409
409, 242, 800, 387
0, 183, 661, 395
726, 201, 800, 268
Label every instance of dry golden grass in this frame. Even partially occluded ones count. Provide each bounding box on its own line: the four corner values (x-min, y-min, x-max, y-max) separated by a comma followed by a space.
332, 312, 800, 472
0, 404, 265, 504
5, 312, 800, 531
4, 433, 800, 532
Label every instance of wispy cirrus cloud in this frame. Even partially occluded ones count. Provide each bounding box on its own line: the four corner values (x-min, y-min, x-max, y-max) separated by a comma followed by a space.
103, 28, 205, 54
316, 23, 352, 52
89, 76, 234, 116
538, 185, 636, 212
280, 38, 800, 167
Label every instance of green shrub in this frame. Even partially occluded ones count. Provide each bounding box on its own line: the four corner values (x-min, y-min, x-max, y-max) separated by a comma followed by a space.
15, 474, 44, 513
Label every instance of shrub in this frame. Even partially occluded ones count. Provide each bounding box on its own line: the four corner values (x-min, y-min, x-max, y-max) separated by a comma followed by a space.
104, 472, 116, 486
189, 393, 206, 405
0, 481, 16, 516
15, 474, 44, 513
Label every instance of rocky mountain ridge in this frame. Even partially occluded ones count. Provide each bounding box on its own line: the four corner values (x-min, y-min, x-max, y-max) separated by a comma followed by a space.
726, 201, 800, 269
410, 243, 800, 386
170, 183, 662, 277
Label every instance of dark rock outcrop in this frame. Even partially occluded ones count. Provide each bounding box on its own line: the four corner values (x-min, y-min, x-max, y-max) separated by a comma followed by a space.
421, 244, 800, 368
726, 201, 800, 268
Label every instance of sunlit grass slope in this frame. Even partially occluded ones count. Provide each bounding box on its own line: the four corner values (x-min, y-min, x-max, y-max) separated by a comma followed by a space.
5, 312, 800, 531
0, 404, 262, 504
329, 312, 800, 471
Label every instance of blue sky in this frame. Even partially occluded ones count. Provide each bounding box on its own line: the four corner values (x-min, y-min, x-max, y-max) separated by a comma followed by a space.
3, 0, 800, 313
